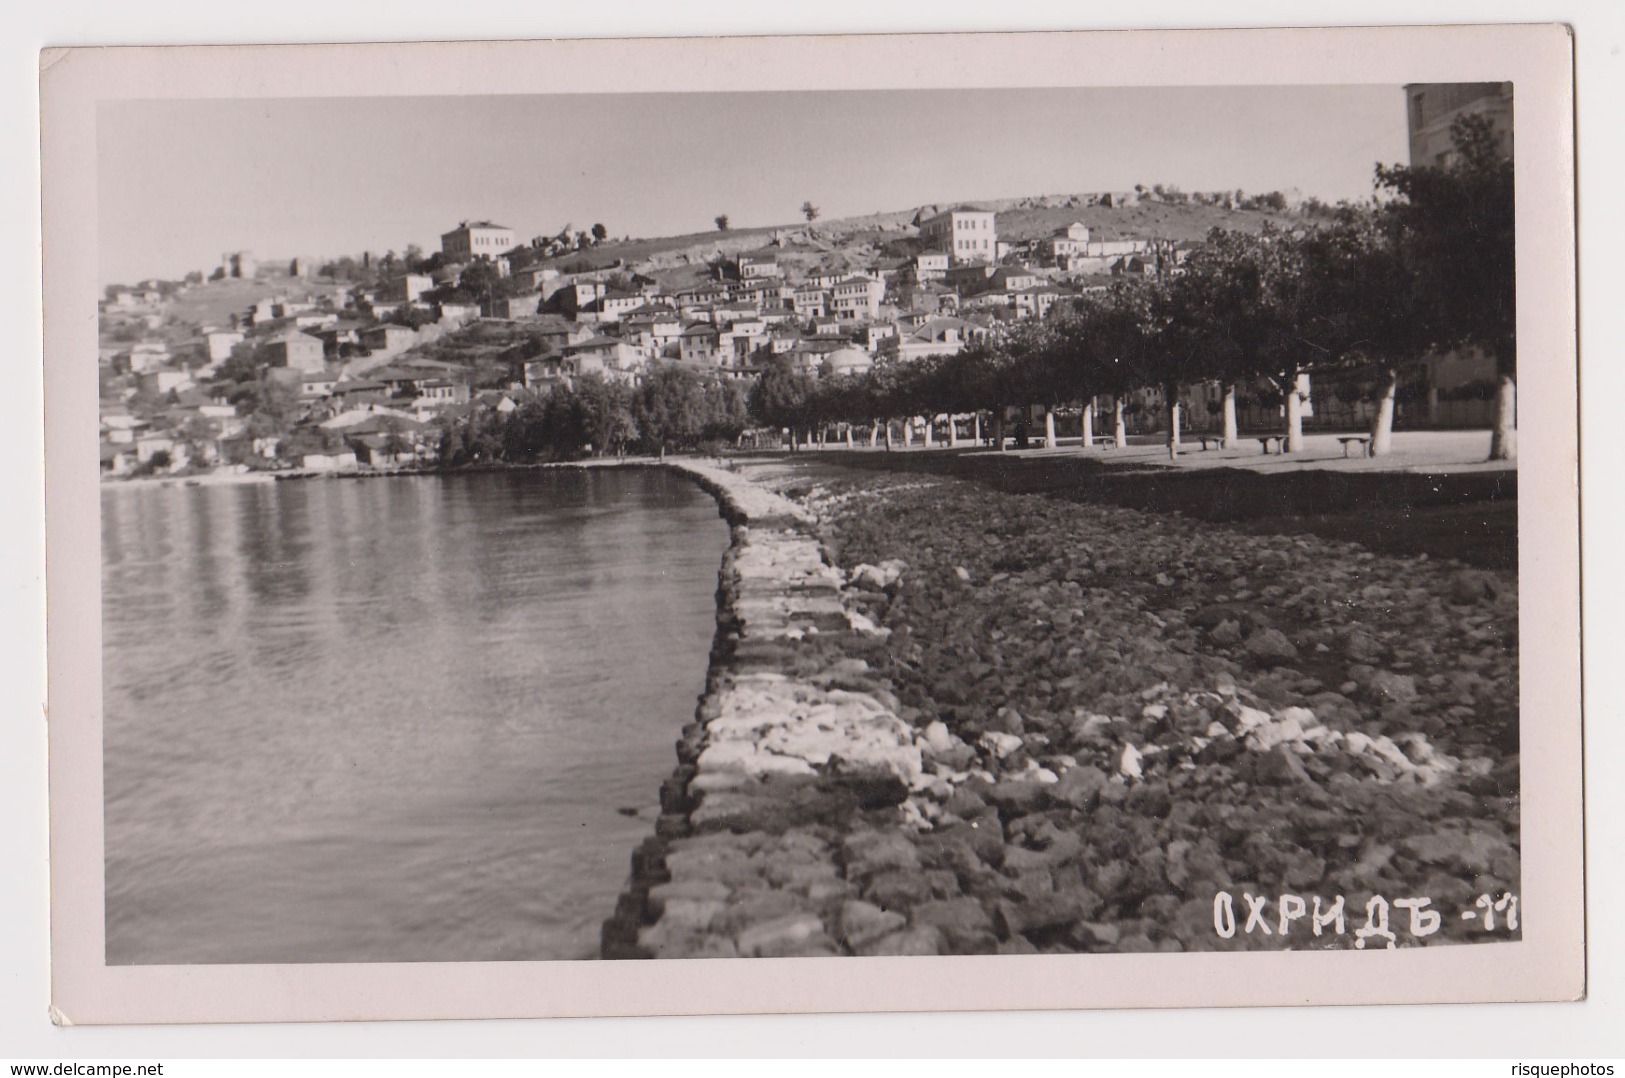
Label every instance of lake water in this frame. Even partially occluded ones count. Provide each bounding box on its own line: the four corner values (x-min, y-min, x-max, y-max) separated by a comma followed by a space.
101, 468, 730, 964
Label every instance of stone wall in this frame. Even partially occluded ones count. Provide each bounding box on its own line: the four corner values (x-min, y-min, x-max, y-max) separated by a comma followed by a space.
601, 460, 948, 959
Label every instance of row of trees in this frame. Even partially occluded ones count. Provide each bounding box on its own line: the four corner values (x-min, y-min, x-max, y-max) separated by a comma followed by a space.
436, 366, 753, 466
744, 116, 1516, 461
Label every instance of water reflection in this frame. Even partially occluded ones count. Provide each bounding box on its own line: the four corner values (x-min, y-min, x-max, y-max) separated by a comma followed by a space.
102, 469, 729, 964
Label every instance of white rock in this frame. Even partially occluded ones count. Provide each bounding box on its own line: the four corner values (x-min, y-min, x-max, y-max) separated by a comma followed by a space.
1119, 743, 1144, 780
1235, 706, 1271, 731
980, 731, 1024, 759
1277, 706, 1317, 727
845, 609, 885, 635
922, 720, 958, 755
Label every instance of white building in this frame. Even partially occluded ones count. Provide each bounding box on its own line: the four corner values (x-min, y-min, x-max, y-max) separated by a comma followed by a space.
920, 206, 998, 265
440, 221, 516, 260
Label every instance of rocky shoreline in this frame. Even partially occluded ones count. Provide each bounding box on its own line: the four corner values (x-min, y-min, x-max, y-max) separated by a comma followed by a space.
601, 459, 936, 958
602, 456, 1520, 958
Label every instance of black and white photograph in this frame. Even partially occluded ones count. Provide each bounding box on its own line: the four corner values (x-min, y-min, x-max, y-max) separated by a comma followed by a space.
37, 23, 1583, 1026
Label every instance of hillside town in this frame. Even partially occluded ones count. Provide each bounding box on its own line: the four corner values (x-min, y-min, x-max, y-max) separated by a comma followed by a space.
100, 83, 1514, 479
100, 194, 1500, 479
97, 196, 1155, 476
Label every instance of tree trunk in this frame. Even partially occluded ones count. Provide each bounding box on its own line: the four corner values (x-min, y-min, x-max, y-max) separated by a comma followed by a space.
1044, 409, 1056, 447
1284, 374, 1304, 453
1166, 390, 1181, 459
946, 414, 959, 448
1080, 400, 1094, 448
1222, 384, 1239, 449
845, 426, 854, 448
973, 412, 982, 445
1113, 396, 1127, 448
922, 416, 934, 448
870, 421, 880, 447
1488, 371, 1517, 460
1369, 366, 1398, 456
993, 409, 1006, 452
883, 419, 893, 452
902, 419, 913, 447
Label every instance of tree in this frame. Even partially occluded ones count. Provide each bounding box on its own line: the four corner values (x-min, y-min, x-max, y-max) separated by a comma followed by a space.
1376, 114, 1516, 460
748, 355, 817, 450
801, 201, 821, 223
1158, 238, 1254, 449
173, 416, 218, 469
230, 375, 300, 434
388, 306, 439, 330
573, 374, 637, 457
1161, 226, 1321, 453
591, 223, 608, 243
702, 378, 752, 446
946, 333, 1031, 452
388, 423, 418, 464
458, 259, 502, 306
1294, 205, 1430, 456
1045, 289, 1150, 448
633, 364, 710, 457
500, 396, 552, 462
715, 214, 731, 232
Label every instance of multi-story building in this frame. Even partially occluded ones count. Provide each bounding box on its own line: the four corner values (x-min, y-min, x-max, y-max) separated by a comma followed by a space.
1040, 222, 1091, 262
894, 317, 989, 362
440, 220, 517, 260
378, 274, 435, 304
261, 329, 328, 372
203, 330, 244, 364
588, 290, 648, 323
830, 275, 885, 321
919, 206, 998, 265
360, 323, 420, 358
1405, 82, 1513, 169
737, 255, 782, 281
485, 293, 541, 319
740, 280, 794, 311
679, 324, 722, 366
911, 252, 949, 282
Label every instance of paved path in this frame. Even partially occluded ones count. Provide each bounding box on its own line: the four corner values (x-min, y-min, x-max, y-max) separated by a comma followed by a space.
858, 430, 1515, 476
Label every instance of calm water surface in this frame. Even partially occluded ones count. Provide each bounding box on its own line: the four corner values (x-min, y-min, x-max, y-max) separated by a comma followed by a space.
102, 468, 729, 964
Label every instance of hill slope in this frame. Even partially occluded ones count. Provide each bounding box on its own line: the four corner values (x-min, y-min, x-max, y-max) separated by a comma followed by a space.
540, 193, 1294, 282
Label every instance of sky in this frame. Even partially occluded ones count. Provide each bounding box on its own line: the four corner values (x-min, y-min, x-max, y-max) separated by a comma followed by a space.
97, 86, 1408, 286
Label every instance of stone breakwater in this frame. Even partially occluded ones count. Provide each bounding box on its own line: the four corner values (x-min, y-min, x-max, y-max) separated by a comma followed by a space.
602, 459, 943, 958
602, 458, 1520, 957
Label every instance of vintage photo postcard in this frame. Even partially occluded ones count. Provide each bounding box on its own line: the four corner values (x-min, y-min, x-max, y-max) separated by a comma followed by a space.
41, 24, 1581, 1024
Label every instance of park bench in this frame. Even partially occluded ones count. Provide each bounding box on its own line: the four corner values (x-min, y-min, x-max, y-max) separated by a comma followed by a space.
1337, 434, 1373, 458
1195, 434, 1223, 451
1256, 434, 1286, 454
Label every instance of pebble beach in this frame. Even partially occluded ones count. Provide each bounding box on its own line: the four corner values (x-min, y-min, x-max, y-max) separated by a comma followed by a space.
603, 451, 1520, 958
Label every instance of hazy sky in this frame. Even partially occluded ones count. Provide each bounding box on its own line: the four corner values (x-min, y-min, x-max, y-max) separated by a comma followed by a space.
98, 86, 1408, 285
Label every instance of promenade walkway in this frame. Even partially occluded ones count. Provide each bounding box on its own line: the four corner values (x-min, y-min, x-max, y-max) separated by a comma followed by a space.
962, 430, 1514, 476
